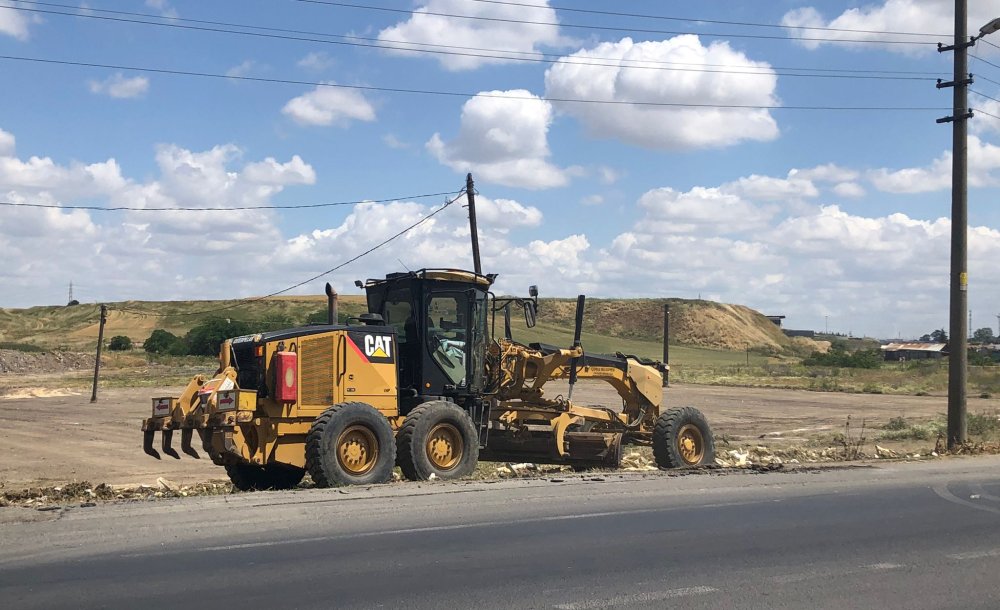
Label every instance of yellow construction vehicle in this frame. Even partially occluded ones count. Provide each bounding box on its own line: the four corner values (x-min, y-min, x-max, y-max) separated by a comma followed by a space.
141, 269, 714, 489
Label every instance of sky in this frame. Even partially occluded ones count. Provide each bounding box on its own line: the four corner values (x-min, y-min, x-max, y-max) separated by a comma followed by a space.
2, 0, 1000, 339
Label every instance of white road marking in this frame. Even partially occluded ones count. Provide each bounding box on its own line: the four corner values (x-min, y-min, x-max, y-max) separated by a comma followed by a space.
772, 562, 904, 584
948, 549, 1000, 561
932, 484, 1000, 515
553, 586, 718, 609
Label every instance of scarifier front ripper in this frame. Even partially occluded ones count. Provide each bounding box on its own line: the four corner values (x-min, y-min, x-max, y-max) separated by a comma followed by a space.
141, 269, 715, 489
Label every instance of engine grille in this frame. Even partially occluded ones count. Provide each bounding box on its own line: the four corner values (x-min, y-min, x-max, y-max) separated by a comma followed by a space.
300, 336, 335, 405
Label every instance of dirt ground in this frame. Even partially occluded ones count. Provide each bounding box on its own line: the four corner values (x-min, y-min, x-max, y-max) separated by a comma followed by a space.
0, 376, 974, 489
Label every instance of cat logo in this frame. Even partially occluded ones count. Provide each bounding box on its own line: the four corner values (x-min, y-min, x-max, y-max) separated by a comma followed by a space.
364, 334, 392, 359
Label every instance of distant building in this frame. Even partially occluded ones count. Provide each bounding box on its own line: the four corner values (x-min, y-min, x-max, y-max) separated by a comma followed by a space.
766, 315, 786, 327
783, 329, 816, 339
881, 342, 947, 361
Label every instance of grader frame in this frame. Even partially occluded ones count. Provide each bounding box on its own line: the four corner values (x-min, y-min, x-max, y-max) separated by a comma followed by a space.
140, 269, 714, 488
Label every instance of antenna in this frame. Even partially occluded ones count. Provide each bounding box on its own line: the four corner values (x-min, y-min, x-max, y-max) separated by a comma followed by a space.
68, 281, 73, 304
397, 258, 412, 272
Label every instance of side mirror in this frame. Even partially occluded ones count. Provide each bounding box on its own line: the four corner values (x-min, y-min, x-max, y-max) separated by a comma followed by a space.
524, 301, 537, 328
529, 285, 538, 298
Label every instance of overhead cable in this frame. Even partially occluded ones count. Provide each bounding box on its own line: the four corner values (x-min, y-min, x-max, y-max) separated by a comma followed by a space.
464, 0, 948, 37
0, 191, 460, 212
288, 0, 937, 46
1, 2, 942, 79
0, 54, 951, 111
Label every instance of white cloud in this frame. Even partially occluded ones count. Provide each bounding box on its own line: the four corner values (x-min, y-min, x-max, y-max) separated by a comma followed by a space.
544, 36, 779, 150
0, 130, 322, 305
377, 0, 569, 71
581, 194, 604, 206
225, 60, 257, 79
870, 135, 1000, 193
833, 182, 866, 198
790, 163, 859, 183
144, 0, 178, 19
972, 99, 1000, 136
297, 52, 335, 72
722, 174, 819, 201
382, 134, 409, 150
282, 84, 376, 127
87, 73, 149, 99
0, 3, 38, 40
427, 89, 575, 189
597, 166, 620, 185
782, 1, 1000, 53
637, 186, 777, 235
0, 128, 14, 156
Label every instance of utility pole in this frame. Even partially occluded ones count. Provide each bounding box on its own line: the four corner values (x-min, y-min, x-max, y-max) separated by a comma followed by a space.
662, 303, 670, 387
465, 173, 482, 275
937, 6, 1000, 448
90, 304, 107, 403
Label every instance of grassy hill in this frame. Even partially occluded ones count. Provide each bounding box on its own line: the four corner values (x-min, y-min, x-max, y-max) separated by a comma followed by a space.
0, 295, 810, 367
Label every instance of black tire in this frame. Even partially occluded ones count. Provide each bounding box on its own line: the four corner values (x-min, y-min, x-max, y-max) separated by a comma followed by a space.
397, 401, 479, 481
306, 402, 396, 487
225, 463, 305, 491
652, 407, 715, 468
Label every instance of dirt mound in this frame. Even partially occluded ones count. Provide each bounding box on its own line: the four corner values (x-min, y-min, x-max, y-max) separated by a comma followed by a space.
0, 350, 95, 375
538, 298, 796, 353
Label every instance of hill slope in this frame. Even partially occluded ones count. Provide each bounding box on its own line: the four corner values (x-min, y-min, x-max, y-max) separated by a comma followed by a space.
0, 295, 805, 356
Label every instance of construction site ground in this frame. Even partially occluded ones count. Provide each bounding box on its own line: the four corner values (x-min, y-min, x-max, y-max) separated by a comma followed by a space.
1, 372, 982, 490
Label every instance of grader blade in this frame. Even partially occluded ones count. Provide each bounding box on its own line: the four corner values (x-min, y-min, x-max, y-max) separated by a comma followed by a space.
143, 430, 161, 460
180, 428, 200, 459
161, 429, 180, 459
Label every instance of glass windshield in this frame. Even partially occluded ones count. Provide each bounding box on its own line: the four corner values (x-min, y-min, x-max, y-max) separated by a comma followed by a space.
426, 293, 467, 385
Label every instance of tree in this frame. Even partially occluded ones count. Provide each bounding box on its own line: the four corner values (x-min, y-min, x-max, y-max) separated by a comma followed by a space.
921, 329, 948, 342
108, 335, 133, 351
973, 327, 996, 343
143, 329, 187, 355
185, 318, 253, 356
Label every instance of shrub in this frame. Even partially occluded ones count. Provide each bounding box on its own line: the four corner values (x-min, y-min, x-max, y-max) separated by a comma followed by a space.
143, 329, 184, 354
802, 348, 882, 369
108, 335, 133, 351
0, 342, 44, 352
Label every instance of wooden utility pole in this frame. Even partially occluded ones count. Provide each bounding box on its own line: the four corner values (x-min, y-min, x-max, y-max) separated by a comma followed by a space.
662, 303, 670, 387
465, 173, 482, 275
90, 304, 107, 403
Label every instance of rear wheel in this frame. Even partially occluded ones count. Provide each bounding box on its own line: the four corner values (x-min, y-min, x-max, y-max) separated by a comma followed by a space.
397, 401, 479, 481
225, 463, 305, 491
652, 407, 715, 468
306, 402, 396, 487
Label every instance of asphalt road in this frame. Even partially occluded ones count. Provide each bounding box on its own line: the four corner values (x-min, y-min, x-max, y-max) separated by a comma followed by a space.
3, 458, 1000, 609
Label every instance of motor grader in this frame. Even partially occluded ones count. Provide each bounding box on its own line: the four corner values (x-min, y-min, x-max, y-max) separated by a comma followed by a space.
141, 269, 715, 489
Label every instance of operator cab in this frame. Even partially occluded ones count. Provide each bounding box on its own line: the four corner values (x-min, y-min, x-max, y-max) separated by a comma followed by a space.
363, 269, 493, 412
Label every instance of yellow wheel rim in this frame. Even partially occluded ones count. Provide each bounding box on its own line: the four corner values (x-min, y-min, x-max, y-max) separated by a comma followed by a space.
677, 424, 705, 465
337, 425, 379, 475
426, 423, 464, 471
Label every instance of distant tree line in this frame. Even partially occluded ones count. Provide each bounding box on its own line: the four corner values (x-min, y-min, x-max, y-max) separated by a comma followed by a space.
138, 309, 349, 357
802, 340, 882, 369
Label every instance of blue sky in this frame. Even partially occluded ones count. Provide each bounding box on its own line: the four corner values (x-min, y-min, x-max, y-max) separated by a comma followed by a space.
2, 0, 1000, 338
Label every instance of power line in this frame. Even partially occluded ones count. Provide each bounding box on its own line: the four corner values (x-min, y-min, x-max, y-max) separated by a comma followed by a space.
971, 54, 1000, 71
464, 0, 947, 37
289, 0, 938, 46
114, 189, 466, 317
970, 89, 1000, 105
0, 191, 459, 212
2, 2, 942, 80
973, 107, 1000, 121
0, 54, 950, 112
974, 73, 1000, 88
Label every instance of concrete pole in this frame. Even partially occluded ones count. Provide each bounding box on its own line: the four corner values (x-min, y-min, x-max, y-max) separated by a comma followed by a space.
947, 0, 969, 448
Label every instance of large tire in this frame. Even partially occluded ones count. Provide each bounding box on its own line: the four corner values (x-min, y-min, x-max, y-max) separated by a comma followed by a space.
225, 463, 305, 491
306, 402, 396, 487
652, 407, 715, 468
397, 401, 479, 481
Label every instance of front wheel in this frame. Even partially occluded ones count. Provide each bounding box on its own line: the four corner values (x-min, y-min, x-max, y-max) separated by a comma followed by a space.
306, 402, 396, 487
397, 401, 479, 481
652, 407, 715, 468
